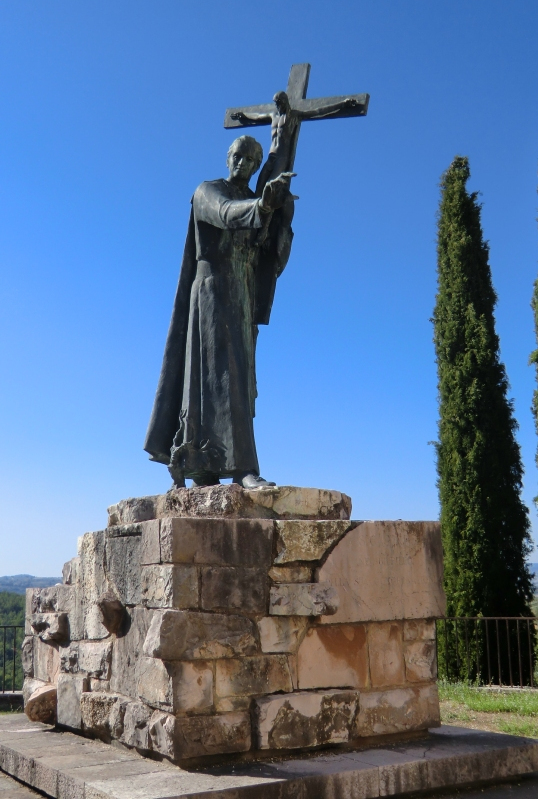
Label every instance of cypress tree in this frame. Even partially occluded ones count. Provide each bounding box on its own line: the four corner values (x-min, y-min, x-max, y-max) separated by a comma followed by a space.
530, 274, 538, 497
433, 157, 533, 661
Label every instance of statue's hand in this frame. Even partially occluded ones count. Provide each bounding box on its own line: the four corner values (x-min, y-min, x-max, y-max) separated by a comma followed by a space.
343, 98, 359, 108
260, 172, 297, 211
231, 111, 248, 122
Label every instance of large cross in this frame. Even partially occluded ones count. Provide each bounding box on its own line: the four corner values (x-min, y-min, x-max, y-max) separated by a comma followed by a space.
224, 63, 369, 172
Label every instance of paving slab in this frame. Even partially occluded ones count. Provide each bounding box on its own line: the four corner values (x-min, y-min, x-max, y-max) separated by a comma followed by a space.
0, 715, 538, 798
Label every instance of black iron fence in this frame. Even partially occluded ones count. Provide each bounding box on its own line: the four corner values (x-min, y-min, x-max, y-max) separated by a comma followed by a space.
0, 626, 24, 693
436, 617, 537, 688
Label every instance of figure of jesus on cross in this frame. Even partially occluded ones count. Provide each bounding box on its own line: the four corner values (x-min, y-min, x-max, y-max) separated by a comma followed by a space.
224, 63, 369, 196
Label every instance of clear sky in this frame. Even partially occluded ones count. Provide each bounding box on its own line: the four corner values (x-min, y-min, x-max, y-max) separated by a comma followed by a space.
1, 0, 537, 575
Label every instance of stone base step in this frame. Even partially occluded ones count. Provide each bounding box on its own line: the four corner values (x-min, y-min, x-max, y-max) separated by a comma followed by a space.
1, 715, 538, 798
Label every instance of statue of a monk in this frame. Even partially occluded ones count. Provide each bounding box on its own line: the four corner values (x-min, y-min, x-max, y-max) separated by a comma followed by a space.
143, 135, 295, 488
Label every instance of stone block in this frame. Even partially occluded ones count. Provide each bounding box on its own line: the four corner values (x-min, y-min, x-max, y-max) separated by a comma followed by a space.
200, 567, 267, 613
355, 683, 440, 736
274, 520, 354, 563
257, 617, 308, 653
80, 692, 128, 739
318, 521, 446, 624
110, 607, 154, 699
34, 637, 60, 684
141, 564, 199, 609
62, 557, 79, 586
21, 636, 34, 678
404, 619, 436, 641
268, 565, 312, 583
404, 640, 437, 682
108, 495, 159, 525
105, 534, 141, 605
120, 700, 153, 750
109, 485, 351, 523
149, 711, 251, 760
31, 612, 69, 643
215, 695, 252, 712
143, 609, 257, 661
297, 624, 369, 689
76, 640, 113, 679
140, 519, 161, 565
137, 657, 213, 714
57, 673, 88, 730
269, 583, 339, 616
78, 530, 109, 640
24, 680, 57, 724
215, 655, 292, 698
160, 517, 274, 568
27, 583, 83, 641
368, 622, 405, 688
256, 690, 359, 750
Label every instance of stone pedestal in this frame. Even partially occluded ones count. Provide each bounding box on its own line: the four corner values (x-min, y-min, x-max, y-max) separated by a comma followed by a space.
22, 485, 446, 763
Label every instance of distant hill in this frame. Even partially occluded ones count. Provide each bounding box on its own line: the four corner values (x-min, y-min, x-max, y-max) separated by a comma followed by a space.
0, 575, 62, 594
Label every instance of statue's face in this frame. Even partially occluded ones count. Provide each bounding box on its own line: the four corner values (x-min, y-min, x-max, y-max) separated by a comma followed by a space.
227, 143, 258, 183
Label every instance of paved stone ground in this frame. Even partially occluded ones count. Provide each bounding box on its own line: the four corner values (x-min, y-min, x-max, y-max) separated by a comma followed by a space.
1, 715, 538, 798
417, 773, 538, 797
0, 771, 41, 796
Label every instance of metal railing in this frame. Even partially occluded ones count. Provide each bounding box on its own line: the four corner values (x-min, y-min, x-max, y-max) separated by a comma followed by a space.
0, 626, 24, 693
436, 617, 537, 688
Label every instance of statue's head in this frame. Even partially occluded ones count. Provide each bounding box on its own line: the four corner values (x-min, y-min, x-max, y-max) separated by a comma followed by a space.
273, 91, 290, 113
226, 136, 263, 184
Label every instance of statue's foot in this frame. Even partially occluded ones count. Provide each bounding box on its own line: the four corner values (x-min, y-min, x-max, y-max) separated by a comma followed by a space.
235, 472, 276, 489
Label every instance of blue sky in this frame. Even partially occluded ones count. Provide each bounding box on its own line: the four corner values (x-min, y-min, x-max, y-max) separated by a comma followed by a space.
1, 1, 538, 575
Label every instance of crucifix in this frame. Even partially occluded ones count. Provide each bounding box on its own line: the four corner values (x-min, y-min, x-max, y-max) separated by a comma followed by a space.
224, 63, 369, 195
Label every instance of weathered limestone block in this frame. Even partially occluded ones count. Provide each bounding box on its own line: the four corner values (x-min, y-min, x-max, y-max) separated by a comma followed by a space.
215, 655, 293, 698
120, 700, 153, 750
137, 657, 213, 714
21, 636, 34, 677
404, 640, 437, 682
403, 619, 436, 641
140, 519, 161, 565
80, 691, 128, 739
31, 612, 69, 643
269, 583, 339, 616
143, 610, 257, 661
109, 485, 351, 524
56, 673, 88, 729
149, 710, 251, 760
141, 565, 199, 609
27, 583, 82, 641
160, 517, 274, 568
256, 690, 359, 750
200, 567, 267, 614
97, 590, 125, 634
297, 624, 368, 689
258, 617, 308, 653
62, 556, 79, 586
318, 521, 446, 624
60, 640, 112, 679
274, 520, 355, 564
368, 622, 405, 688
78, 530, 109, 640
105, 534, 142, 605
33, 637, 60, 684
355, 684, 440, 736
24, 679, 57, 724
110, 607, 154, 699
215, 695, 252, 712
268, 565, 312, 583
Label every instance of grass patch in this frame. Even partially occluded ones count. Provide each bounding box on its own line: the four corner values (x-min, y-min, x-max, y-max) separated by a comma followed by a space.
439, 681, 538, 715
439, 681, 538, 738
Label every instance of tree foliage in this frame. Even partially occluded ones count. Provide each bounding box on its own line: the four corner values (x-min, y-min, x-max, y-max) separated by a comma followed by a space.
433, 156, 533, 626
